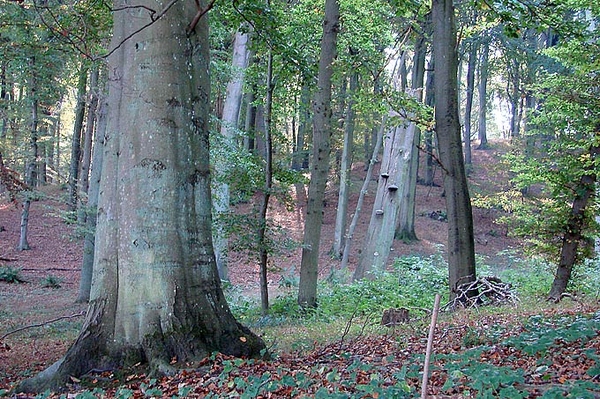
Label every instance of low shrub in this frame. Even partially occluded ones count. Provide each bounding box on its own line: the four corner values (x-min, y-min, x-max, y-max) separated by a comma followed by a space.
0, 266, 25, 283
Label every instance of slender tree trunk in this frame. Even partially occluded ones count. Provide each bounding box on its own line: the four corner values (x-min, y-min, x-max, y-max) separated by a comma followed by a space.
432, 0, 477, 302
341, 117, 386, 271
77, 88, 107, 303
258, 50, 274, 315
424, 59, 436, 186
298, 0, 340, 308
0, 61, 9, 139
77, 66, 100, 224
548, 143, 600, 301
213, 29, 250, 281
332, 71, 357, 258
18, 58, 39, 251
463, 41, 477, 167
68, 66, 88, 212
292, 82, 311, 171
18, 2, 264, 392
476, 38, 490, 150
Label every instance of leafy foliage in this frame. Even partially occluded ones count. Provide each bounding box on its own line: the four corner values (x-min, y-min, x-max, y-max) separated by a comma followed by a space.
0, 266, 25, 283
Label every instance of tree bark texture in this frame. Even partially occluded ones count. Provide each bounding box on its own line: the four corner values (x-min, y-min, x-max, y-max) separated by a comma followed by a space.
68, 66, 87, 212
548, 143, 600, 300
77, 89, 107, 303
477, 37, 490, 150
432, 0, 477, 301
341, 116, 386, 271
354, 118, 416, 280
298, 0, 340, 308
463, 41, 477, 166
332, 71, 357, 258
18, 58, 39, 251
18, 1, 264, 392
396, 33, 427, 243
213, 29, 250, 281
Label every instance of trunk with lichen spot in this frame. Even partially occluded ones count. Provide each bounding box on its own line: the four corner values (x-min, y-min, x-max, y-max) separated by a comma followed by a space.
17, 1, 265, 393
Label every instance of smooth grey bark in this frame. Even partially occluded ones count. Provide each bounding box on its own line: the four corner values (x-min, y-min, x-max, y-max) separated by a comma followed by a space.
353, 117, 417, 280
396, 33, 427, 243
213, 29, 250, 282
76, 88, 107, 303
18, 57, 39, 251
332, 71, 358, 258
476, 38, 490, 150
18, 2, 264, 392
77, 66, 100, 225
463, 41, 477, 166
67, 66, 87, 212
341, 117, 386, 271
432, 0, 477, 302
298, 0, 340, 308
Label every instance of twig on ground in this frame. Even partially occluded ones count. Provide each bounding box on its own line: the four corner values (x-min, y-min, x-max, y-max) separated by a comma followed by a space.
421, 294, 441, 399
1, 311, 85, 340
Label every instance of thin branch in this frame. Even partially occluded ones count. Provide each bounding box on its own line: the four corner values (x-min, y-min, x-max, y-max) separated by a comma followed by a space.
101, 0, 181, 60
186, 0, 217, 36
1, 311, 85, 340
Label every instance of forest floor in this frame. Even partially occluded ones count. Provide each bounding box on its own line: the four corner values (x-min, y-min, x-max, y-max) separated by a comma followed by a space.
1, 140, 599, 397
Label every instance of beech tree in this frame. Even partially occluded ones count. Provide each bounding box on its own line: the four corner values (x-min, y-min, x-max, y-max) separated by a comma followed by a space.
18, 0, 264, 392
432, 0, 477, 301
298, 0, 340, 308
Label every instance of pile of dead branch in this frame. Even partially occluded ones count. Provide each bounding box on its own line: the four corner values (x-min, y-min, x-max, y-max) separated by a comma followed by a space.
444, 276, 519, 310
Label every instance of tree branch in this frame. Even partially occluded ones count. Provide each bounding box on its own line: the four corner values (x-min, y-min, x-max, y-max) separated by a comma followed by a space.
1, 312, 85, 341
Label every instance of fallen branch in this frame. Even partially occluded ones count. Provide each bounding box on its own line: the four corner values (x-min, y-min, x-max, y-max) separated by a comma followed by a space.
1, 311, 85, 340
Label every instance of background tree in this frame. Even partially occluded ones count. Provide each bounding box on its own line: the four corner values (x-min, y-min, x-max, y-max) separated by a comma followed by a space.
298, 0, 340, 308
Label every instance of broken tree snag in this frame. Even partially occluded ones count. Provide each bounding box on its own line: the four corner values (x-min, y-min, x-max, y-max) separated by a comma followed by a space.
381, 307, 410, 326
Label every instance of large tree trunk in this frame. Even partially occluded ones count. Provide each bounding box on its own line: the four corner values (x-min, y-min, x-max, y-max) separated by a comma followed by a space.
341, 117, 386, 271
298, 0, 340, 308
18, 2, 264, 393
354, 118, 416, 280
332, 71, 357, 258
213, 29, 250, 282
432, 0, 477, 302
548, 144, 600, 301
396, 32, 427, 243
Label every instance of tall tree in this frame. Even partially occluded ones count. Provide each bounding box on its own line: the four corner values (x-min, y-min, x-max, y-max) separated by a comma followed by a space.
462, 39, 477, 167
432, 0, 477, 301
298, 0, 340, 308
332, 71, 358, 258
476, 35, 490, 150
18, 0, 265, 392
213, 28, 250, 281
